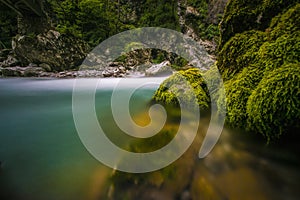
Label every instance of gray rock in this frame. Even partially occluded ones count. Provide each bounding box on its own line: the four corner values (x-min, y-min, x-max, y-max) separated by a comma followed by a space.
24, 67, 45, 77
0, 55, 20, 68
145, 61, 173, 76
39, 63, 52, 72
12, 30, 90, 71
1, 67, 22, 76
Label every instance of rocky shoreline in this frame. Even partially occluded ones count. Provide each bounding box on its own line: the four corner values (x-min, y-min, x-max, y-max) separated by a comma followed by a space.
0, 32, 216, 79
0, 59, 177, 78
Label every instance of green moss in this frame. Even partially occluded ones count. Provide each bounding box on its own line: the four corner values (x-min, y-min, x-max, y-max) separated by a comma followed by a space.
153, 68, 210, 110
218, 3, 300, 82
257, 32, 300, 72
217, 30, 266, 81
219, 0, 297, 48
219, 65, 264, 128
152, 2, 300, 140
268, 3, 300, 40
247, 64, 300, 141
217, 3, 300, 139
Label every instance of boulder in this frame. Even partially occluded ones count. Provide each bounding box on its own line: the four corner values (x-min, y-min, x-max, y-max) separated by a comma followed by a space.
0, 55, 20, 68
12, 30, 90, 71
145, 61, 173, 76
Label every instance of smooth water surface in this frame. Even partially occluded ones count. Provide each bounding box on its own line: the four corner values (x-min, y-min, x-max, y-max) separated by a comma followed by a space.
0, 78, 165, 200
0, 78, 299, 200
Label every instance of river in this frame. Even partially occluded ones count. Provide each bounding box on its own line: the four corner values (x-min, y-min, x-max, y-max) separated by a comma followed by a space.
0, 78, 299, 200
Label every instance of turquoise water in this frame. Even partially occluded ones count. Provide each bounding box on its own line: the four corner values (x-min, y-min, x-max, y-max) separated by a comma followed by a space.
0, 78, 299, 200
0, 78, 164, 200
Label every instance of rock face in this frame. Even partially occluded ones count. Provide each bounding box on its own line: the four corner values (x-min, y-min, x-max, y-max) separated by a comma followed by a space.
12, 30, 90, 71
207, 0, 229, 24
177, 0, 228, 54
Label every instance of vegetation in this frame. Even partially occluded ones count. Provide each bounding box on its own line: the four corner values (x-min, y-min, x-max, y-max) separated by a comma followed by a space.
154, 2, 300, 141
0, 3, 17, 48
48, 0, 180, 47
0, 0, 224, 49
217, 30, 266, 81
219, 0, 298, 48
247, 64, 300, 141
153, 68, 210, 110
218, 3, 300, 139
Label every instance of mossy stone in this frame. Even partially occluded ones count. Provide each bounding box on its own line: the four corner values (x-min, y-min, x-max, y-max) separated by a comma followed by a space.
217, 30, 266, 81
218, 65, 264, 128
153, 68, 210, 110
247, 64, 300, 141
219, 0, 298, 48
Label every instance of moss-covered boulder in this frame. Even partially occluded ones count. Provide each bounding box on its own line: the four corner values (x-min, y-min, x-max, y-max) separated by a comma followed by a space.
153, 68, 210, 110
217, 30, 266, 80
218, 3, 300, 139
247, 64, 300, 141
219, 0, 298, 48
267, 3, 300, 40
152, 2, 300, 141
218, 65, 265, 128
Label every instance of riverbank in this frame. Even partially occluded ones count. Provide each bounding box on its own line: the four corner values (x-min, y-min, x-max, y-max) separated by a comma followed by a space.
0, 62, 173, 78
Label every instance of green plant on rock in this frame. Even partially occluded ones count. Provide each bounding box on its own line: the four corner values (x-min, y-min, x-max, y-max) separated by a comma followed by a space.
217, 30, 266, 81
257, 32, 300, 72
153, 68, 210, 110
268, 3, 300, 40
218, 65, 265, 128
216, 3, 300, 139
219, 0, 298, 48
247, 64, 300, 141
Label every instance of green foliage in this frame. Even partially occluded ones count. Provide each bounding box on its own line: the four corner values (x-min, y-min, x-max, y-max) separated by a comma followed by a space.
139, 0, 180, 30
0, 3, 17, 48
268, 3, 300, 40
247, 64, 300, 141
218, 4, 300, 80
153, 68, 210, 110
151, 49, 169, 64
49, 0, 111, 46
258, 32, 300, 72
48, 0, 180, 46
219, 0, 298, 48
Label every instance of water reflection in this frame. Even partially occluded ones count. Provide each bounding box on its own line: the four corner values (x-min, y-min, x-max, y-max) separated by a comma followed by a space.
104, 110, 300, 200
0, 78, 299, 200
